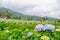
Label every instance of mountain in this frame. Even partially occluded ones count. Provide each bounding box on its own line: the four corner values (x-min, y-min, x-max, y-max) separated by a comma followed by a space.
0, 8, 25, 16
0, 7, 59, 20
0, 7, 41, 20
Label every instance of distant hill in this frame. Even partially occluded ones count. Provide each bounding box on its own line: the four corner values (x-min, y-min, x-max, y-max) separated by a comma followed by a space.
0, 8, 25, 16
0, 7, 41, 20
0, 7, 59, 21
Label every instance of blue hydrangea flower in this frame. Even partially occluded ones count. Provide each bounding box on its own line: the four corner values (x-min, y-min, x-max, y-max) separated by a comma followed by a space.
34, 24, 43, 32
34, 24, 55, 32
27, 32, 33, 37
46, 24, 55, 32
41, 26, 48, 31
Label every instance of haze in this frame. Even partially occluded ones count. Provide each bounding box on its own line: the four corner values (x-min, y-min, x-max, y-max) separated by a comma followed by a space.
0, 0, 60, 19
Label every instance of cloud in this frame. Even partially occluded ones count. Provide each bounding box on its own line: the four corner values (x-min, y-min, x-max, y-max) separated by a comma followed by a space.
1, 0, 60, 19
0, 0, 3, 7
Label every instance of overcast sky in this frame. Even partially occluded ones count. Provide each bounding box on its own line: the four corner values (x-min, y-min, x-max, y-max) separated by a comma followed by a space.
0, 0, 60, 19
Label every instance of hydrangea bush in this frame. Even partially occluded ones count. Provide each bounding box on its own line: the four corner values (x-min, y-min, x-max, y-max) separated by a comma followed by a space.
34, 24, 55, 32
0, 21, 60, 40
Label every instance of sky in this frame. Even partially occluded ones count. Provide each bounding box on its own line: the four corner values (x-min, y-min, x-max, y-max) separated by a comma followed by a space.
0, 0, 60, 19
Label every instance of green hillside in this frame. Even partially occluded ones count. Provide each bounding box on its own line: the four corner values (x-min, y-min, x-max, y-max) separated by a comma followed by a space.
0, 8, 41, 20
0, 8, 59, 21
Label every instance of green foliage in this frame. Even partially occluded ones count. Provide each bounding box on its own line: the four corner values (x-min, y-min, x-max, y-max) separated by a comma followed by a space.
0, 11, 21, 19
0, 21, 60, 40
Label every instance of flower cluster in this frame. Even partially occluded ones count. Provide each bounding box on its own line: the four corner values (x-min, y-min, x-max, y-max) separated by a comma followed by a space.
46, 24, 55, 32
41, 35, 50, 40
5, 30, 9, 33
22, 24, 55, 39
22, 36, 26, 39
34, 24, 43, 32
27, 32, 33, 37
34, 24, 55, 32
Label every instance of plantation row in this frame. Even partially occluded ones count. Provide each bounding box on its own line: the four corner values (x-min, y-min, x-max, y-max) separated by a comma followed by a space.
0, 21, 60, 40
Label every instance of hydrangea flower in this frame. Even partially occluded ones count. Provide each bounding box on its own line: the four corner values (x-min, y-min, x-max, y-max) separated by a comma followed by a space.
46, 24, 55, 32
56, 29, 60, 31
22, 36, 26, 39
41, 35, 50, 40
41, 26, 48, 31
34, 24, 43, 32
34, 24, 55, 32
5, 30, 9, 33
27, 32, 33, 37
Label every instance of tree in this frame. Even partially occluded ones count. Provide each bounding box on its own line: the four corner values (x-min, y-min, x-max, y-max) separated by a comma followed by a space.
27, 16, 33, 20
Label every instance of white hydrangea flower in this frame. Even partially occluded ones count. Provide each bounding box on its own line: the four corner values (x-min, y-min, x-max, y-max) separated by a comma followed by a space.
5, 30, 9, 33
22, 36, 26, 39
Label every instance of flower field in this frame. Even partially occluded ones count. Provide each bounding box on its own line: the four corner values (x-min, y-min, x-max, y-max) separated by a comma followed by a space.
0, 19, 60, 40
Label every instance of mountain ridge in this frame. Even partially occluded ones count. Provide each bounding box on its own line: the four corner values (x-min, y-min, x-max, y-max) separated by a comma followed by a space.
0, 7, 59, 20
0, 7, 42, 20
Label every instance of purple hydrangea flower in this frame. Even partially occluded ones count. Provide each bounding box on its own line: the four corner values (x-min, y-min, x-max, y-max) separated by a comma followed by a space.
41, 26, 48, 31
34, 24, 55, 32
34, 24, 43, 32
27, 32, 33, 37
46, 24, 55, 32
